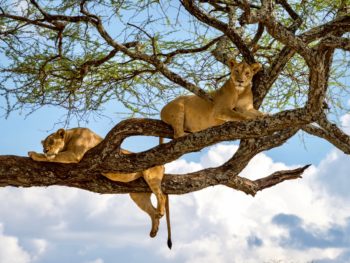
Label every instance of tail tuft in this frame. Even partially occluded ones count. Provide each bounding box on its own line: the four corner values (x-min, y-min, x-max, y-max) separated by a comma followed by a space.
167, 238, 172, 249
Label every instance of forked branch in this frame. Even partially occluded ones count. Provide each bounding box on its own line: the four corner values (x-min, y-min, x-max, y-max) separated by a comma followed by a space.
0, 118, 309, 196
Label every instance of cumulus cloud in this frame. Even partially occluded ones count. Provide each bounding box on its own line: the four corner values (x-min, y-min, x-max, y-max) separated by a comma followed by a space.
0, 224, 31, 263
162, 144, 350, 262
0, 186, 165, 263
0, 143, 350, 262
341, 113, 350, 135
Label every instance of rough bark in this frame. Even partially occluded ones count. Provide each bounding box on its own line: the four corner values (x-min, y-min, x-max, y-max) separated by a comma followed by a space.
0, 119, 308, 196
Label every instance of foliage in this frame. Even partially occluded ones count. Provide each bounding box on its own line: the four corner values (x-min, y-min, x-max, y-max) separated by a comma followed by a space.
1, 0, 349, 120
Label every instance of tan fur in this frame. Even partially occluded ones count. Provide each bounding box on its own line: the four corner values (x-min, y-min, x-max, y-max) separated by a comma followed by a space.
102, 153, 166, 238
28, 128, 168, 240
160, 59, 263, 138
28, 128, 102, 163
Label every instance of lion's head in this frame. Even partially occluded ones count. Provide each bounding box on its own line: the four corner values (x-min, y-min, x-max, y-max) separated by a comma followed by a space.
228, 59, 262, 92
41, 128, 66, 157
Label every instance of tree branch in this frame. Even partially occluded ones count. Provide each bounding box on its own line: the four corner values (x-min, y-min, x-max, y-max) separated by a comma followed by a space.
0, 120, 309, 197
0, 12, 58, 31
1, 1, 349, 203
300, 15, 350, 43
91, 109, 310, 173
302, 124, 350, 154
0, 153, 309, 197
319, 36, 350, 51
2, 1, 214, 103
180, 0, 255, 63
254, 165, 310, 193
239, 0, 312, 61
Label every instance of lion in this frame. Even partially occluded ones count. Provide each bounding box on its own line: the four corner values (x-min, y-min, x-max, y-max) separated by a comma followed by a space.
28, 127, 172, 248
160, 59, 263, 138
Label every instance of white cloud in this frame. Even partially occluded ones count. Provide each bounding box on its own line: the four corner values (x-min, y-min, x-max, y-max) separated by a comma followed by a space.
0, 224, 31, 263
315, 149, 350, 200
0, 223, 49, 262
162, 143, 350, 262
1, 142, 350, 262
340, 113, 350, 134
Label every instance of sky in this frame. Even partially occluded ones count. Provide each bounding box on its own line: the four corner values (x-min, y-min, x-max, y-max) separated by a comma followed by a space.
1, 2, 350, 263
1, 100, 350, 263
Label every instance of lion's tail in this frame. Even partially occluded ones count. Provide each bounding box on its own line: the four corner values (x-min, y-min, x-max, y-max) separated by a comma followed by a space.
166, 194, 172, 249
159, 137, 172, 249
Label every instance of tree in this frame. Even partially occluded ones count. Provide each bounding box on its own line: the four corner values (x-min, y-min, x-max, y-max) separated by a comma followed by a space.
0, 0, 350, 197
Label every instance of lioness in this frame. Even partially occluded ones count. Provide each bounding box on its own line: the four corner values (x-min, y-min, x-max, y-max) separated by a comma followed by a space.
161, 59, 263, 138
28, 128, 172, 248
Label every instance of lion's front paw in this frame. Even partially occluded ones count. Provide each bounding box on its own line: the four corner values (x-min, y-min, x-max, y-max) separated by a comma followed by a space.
28, 151, 46, 161
28, 151, 36, 158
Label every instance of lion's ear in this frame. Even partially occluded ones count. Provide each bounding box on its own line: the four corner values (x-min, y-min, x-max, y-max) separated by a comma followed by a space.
56, 128, 65, 139
251, 63, 262, 74
228, 58, 237, 69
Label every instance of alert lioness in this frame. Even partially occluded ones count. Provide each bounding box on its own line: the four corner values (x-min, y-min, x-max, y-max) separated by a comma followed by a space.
28, 128, 171, 248
161, 59, 263, 138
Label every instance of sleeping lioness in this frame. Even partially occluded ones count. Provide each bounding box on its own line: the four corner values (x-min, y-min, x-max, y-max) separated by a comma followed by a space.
28, 127, 172, 248
161, 59, 263, 138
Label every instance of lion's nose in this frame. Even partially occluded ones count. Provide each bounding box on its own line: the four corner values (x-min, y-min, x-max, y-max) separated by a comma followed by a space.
43, 148, 48, 153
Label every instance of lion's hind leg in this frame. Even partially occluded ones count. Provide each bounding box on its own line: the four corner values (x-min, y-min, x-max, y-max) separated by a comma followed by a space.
142, 166, 166, 218
129, 193, 160, 238
101, 172, 141, 182
161, 99, 186, 138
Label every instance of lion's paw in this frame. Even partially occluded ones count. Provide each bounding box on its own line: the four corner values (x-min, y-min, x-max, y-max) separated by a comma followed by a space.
149, 219, 160, 238
28, 151, 37, 159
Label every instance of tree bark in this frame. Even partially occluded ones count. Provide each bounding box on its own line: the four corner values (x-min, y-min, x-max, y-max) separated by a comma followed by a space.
0, 118, 310, 196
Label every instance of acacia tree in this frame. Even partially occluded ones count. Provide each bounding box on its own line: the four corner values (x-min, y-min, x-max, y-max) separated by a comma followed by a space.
1, 1, 350, 197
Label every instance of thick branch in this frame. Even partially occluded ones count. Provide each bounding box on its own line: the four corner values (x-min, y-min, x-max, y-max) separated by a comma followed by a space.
180, 0, 255, 63
300, 15, 350, 43
90, 109, 310, 173
251, 0, 304, 105
0, 121, 308, 196
253, 46, 296, 107
0, 154, 308, 196
219, 127, 298, 191
239, 1, 312, 61
302, 124, 350, 154
320, 36, 350, 51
